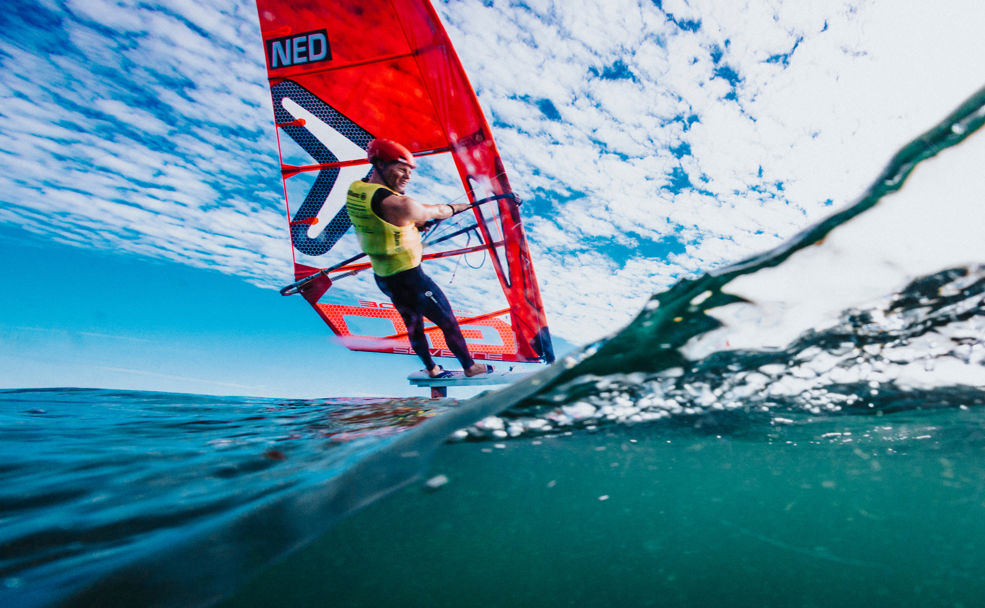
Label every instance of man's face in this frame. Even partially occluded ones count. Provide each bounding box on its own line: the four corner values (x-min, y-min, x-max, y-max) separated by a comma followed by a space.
383, 161, 413, 194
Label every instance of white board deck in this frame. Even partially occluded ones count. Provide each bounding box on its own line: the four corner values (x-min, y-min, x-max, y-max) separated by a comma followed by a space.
407, 368, 533, 388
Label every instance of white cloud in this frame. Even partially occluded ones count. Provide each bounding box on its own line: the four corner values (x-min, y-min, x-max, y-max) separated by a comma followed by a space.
1, 0, 288, 285
2, 0, 984, 349
441, 0, 985, 342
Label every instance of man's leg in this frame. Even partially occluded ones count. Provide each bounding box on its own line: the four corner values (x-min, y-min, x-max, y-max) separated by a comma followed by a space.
416, 275, 484, 372
401, 308, 439, 371
375, 273, 438, 372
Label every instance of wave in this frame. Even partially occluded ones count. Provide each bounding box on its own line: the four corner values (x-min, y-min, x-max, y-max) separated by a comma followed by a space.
458, 84, 985, 440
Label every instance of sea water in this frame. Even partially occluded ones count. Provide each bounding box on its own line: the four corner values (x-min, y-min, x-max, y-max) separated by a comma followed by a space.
0, 391, 455, 606
4, 88, 985, 607
229, 411, 985, 608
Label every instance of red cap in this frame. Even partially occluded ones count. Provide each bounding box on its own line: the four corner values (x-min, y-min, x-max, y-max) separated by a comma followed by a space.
367, 139, 417, 168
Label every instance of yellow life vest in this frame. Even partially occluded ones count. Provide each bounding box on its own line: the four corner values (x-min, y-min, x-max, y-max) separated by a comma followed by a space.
345, 180, 422, 277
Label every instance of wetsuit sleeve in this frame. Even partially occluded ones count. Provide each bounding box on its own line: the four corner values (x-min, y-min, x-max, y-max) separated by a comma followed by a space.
370, 188, 390, 219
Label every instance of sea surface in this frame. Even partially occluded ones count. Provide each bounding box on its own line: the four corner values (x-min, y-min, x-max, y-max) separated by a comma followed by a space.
4, 89, 985, 607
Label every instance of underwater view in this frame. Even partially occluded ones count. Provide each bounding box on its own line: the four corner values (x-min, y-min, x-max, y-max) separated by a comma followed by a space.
3, 87, 985, 607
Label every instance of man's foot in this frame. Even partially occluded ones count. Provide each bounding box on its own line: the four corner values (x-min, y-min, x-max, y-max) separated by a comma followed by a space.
464, 363, 494, 377
427, 365, 454, 378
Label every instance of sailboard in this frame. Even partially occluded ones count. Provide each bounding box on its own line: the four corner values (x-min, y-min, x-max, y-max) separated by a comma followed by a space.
407, 368, 534, 388
254, 0, 554, 366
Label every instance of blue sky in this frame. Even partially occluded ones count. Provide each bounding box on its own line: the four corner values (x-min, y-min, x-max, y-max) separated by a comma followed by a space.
1, 0, 984, 397
0, 223, 426, 396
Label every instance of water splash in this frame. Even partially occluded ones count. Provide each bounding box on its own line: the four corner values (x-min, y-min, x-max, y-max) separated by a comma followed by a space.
458, 85, 985, 441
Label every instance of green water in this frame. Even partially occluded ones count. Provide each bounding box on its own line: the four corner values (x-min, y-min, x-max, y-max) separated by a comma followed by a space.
226, 409, 985, 607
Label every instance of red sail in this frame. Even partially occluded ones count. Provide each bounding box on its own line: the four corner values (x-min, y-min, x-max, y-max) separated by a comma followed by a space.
256, 0, 553, 364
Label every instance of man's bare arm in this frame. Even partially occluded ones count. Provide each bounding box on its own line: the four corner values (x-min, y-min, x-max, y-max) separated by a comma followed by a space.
380, 195, 471, 227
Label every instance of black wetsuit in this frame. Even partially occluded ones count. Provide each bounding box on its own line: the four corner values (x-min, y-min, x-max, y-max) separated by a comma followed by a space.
369, 189, 475, 372
374, 267, 475, 371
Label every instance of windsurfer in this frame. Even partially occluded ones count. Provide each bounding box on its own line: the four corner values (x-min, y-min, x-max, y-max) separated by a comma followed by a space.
345, 139, 492, 379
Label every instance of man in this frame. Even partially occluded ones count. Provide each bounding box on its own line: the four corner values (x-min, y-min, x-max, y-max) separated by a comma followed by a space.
346, 138, 492, 379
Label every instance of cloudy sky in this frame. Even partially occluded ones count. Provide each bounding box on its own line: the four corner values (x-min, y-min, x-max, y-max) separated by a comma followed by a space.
2, 0, 984, 397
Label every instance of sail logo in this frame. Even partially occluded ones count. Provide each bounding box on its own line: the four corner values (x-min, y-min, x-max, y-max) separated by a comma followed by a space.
266, 30, 331, 69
